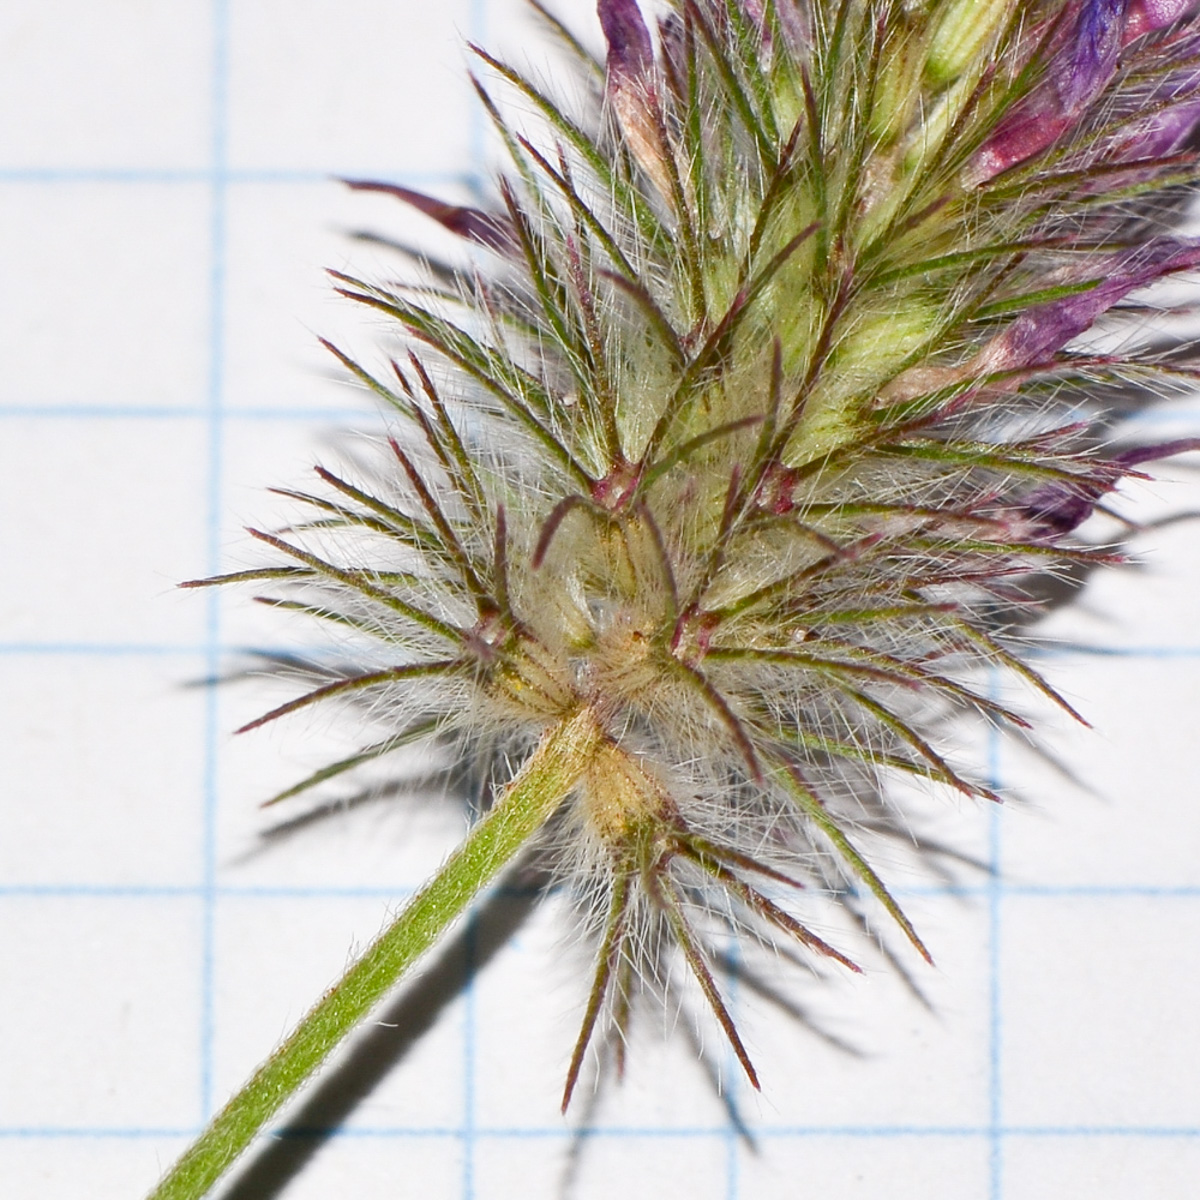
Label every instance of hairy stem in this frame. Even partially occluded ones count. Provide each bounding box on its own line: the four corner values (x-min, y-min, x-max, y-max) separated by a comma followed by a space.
146, 707, 603, 1200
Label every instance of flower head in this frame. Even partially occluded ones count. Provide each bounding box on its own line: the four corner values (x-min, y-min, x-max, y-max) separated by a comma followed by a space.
193, 0, 1200, 1105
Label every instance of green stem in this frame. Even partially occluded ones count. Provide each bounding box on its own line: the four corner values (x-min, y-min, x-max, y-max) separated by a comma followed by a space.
147, 707, 603, 1200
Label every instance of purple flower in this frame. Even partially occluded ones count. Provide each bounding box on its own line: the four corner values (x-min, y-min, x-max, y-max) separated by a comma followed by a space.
1016, 439, 1200, 536
1125, 0, 1196, 39
598, 0, 655, 84
598, 0, 674, 199
1112, 93, 1200, 159
1104, 38, 1200, 158
976, 239, 1200, 373
970, 0, 1129, 182
1062, 0, 1128, 109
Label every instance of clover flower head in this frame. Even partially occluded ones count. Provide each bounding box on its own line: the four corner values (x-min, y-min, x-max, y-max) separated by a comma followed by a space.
160, 3, 1200, 1194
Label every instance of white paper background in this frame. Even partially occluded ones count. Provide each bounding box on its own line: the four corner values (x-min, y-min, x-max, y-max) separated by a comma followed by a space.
2, 2, 1199, 1197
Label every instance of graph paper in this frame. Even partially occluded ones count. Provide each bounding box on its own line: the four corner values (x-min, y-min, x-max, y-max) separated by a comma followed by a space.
2, 2, 1199, 1197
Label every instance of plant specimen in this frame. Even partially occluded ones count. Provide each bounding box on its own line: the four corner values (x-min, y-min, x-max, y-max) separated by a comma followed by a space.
151, 1, 1200, 1196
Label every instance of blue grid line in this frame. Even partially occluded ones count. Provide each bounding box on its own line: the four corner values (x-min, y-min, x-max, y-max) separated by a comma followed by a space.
1033, 643, 1200, 659
0, 885, 419, 899
987, 808, 1004, 1200
0, 1128, 198, 1140
0, 641, 422, 657
18, 399, 1200, 427
5, 881, 1200, 900
4, 1123, 1198, 1141
986, 677, 1005, 1200
0, 168, 477, 186
1121, 406, 1200, 424
723, 938, 743, 1200
0, 406, 389, 421
462, 914, 479, 1200
198, 0, 231, 1125
0, 643, 205, 655
459, 4, 488, 1196
8, 639, 1200, 660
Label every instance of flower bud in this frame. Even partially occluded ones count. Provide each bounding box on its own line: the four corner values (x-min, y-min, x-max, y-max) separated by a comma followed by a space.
599, 0, 675, 201
968, 0, 1128, 182
975, 240, 1200, 374
926, 0, 1013, 86
1125, 0, 1195, 40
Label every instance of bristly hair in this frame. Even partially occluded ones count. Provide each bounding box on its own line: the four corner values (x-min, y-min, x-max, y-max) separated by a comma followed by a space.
189, 0, 1200, 1105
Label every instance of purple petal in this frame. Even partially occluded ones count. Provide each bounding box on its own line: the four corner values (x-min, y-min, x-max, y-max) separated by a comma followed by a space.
600, 0, 675, 199
969, 0, 1129, 182
978, 239, 1200, 371
1104, 48, 1200, 159
1059, 0, 1127, 112
1114, 437, 1200, 467
1016, 478, 1114, 536
969, 112, 1077, 183
1017, 439, 1200, 536
342, 180, 514, 252
598, 0, 654, 83
1111, 93, 1200, 158
1124, 0, 1195, 40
